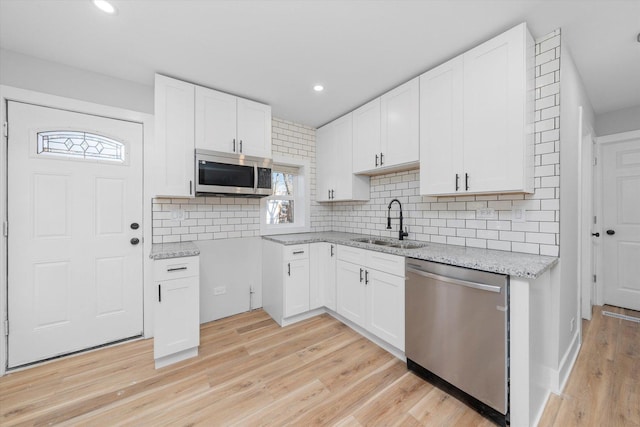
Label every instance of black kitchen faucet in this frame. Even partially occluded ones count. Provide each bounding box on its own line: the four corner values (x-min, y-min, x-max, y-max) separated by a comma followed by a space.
387, 198, 409, 240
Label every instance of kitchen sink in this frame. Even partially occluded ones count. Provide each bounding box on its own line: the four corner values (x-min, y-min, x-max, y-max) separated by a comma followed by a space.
388, 242, 427, 249
351, 237, 393, 246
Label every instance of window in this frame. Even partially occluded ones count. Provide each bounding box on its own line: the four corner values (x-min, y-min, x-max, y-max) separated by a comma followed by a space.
261, 156, 310, 235
37, 131, 126, 163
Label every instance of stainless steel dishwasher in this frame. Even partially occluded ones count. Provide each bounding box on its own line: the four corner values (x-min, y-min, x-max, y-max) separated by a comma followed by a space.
405, 258, 508, 426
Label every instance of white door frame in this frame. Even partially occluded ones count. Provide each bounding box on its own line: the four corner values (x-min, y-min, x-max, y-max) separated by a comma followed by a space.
593, 129, 640, 306
578, 106, 596, 321
0, 85, 155, 376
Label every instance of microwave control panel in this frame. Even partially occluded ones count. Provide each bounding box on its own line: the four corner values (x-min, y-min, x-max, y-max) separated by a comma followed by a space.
257, 167, 272, 189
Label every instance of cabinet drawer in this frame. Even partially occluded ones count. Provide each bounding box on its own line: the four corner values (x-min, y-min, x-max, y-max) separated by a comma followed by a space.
337, 245, 366, 265
366, 251, 405, 277
283, 244, 309, 260
154, 256, 200, 281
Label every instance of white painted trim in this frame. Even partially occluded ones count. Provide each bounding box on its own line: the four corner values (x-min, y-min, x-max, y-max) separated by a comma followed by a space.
509, 278, 530, 427
556, 330, 581, 393
531, 390, 552, 427
579, 110, 595, 322
593, 129, 640, 307
0, 85, 154, 376
260, 154, 311, 235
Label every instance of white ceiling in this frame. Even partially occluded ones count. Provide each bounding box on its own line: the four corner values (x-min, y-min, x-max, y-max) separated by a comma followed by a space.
1, 0, 638, 127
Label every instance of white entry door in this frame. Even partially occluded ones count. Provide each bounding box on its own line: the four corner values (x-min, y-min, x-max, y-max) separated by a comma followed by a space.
602, 136, 640, 311
7, 101, 144, 368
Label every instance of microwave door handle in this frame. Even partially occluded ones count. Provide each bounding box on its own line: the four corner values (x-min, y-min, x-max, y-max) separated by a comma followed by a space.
254, 165, 258, 193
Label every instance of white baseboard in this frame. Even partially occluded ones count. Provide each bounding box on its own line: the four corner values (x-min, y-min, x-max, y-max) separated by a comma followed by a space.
555, 331, 581, 393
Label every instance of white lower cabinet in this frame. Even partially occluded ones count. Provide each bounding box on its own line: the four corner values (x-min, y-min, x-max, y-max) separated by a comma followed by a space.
310, 242, 337, 311
262, 240, 312, 325
153, 256, 200, 368
336, 245, 405, 351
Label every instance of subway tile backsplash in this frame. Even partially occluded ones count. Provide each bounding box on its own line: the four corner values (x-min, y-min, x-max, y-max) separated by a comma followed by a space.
152, 29, 561, 257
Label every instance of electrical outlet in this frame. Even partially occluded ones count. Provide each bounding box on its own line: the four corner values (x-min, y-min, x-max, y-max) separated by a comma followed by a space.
512, 207, 526, 223
171, 209, 186, 221
570, 317, 575, 332
476, 208, 496, 219
214, 286, 226, 296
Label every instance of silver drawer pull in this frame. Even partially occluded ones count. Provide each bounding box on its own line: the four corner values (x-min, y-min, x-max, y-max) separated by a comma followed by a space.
406, 265, 502, 293
292, 250, 305, 255
167, 266, 188, 272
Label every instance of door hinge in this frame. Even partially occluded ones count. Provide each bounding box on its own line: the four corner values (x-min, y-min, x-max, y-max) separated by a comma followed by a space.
593, 274, 597, 283
2, 122, 7, 138
2, 221, 7, 237
3, 319, 8, 336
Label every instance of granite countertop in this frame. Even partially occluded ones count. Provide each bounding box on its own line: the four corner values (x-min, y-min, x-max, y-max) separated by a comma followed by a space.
150, 241, 200, 260
263, 232, 558, 279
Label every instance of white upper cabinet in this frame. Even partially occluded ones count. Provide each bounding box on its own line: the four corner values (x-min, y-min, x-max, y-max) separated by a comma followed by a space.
195, 86, 272, 158
154, 74, 195, 198
352, 98, 381, 173
316, 113, 370, 202
380, 77, 420, 169
237, 98, 272, 158
352, 78, 420, 175
194, 86, 237, 154
420, 23, 534, 196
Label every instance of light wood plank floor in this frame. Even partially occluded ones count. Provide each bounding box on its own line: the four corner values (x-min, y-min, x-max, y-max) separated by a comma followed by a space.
539, 305, 640, 427
0, 305, 637, 426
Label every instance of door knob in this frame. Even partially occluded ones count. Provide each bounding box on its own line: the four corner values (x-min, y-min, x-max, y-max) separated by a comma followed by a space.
591, 232, 600, 237
606, 230, 615, 235
130, 238, 140, 245
130, 222, 139, 230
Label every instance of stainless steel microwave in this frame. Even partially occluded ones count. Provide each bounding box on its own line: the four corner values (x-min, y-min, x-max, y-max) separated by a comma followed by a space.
195, 149, 273, 197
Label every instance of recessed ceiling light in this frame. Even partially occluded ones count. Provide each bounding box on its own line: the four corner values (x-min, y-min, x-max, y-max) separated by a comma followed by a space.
313, 85, 324, 92
93, 0, 117, 14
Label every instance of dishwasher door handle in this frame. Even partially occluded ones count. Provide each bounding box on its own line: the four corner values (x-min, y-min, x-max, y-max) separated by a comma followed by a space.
406, 265, 502, 293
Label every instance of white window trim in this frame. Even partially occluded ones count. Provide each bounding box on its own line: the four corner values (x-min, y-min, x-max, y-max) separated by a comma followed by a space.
260, 154, 311, 235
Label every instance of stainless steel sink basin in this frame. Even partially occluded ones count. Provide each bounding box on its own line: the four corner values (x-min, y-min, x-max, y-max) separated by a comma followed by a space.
352, 237, 393, 246
388, 242, 427, 249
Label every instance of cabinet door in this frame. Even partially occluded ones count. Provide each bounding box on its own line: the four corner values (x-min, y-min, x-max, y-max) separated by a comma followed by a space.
366, 269, 405, 351
315, 123, 335, 202
237, 98, 272, 158
154, 75, 195, 197
381, 77, 419, 168
352, 98, 381, 174
332, 113, 359, 201
310, 243, 337, 311
336, 260, 366, 327
463, 23, 526, 193
154, 276, 200, 359
195, 86, 237, 154
284, 258, 310, 317
419, 57, 464, 196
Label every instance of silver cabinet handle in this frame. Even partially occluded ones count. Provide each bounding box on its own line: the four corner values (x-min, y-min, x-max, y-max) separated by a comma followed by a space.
240, 140, 243, 153
330, 245, 334, 257
287, 263, 291, 276
359, 268, 364, 283
190, 180, 193, 195
365, 270, 369, 285
455, 174, 459, 191
380, 152, 384, 165
253, 165, 258, 193
465, 173, 470, 191
375, 154, 379, 167
406, 265, 502, 293
167, 266, 188, 272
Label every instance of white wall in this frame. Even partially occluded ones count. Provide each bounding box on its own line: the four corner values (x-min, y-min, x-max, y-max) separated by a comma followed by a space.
0, 49, 153, 114
556, 46, 595, 373
595, 105, 640, 136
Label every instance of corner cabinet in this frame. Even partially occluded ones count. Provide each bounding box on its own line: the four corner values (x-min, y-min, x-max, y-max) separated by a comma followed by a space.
420, 22, 534, 196
316, 113, 370, 202
154, 74, 196, 198
336, 245, 405, 351
153, 256, 200, 368
195, 86, 272, 158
